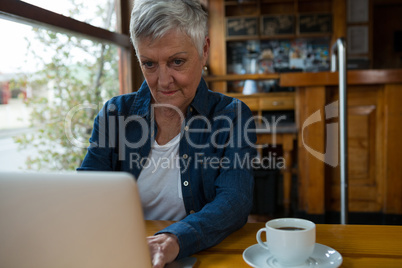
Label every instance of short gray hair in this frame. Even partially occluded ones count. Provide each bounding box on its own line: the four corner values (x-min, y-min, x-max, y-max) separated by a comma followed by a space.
130, 0, 208, 58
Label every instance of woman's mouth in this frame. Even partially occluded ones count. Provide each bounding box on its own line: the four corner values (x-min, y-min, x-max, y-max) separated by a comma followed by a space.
160, 90, 178, 96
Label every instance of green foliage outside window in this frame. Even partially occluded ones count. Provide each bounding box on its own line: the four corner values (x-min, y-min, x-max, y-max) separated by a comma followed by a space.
13, 1, 119, 171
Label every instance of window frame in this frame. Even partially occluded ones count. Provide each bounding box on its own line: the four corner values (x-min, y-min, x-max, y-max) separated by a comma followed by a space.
0, 0, 143, 94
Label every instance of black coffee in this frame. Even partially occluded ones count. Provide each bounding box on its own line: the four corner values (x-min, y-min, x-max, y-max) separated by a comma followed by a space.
276, 226, 305, 231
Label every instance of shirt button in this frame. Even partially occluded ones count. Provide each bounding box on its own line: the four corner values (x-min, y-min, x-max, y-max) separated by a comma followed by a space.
189, 107, 193, 113
183, 181, 189, 186
190, 210, 195, 214
184, 125, 189, 131
183, 154, 188, 159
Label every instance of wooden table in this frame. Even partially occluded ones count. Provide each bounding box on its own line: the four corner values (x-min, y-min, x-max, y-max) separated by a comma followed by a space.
146, 221, 402, 267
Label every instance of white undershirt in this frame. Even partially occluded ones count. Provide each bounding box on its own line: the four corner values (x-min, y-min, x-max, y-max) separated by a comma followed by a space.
137, 133, 186, 221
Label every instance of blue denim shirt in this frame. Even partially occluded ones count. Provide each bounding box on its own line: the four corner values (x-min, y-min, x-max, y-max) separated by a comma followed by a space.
78, 78, 257, 259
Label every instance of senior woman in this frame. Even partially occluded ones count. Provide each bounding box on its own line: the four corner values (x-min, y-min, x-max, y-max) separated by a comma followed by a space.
78, 0, 257, 267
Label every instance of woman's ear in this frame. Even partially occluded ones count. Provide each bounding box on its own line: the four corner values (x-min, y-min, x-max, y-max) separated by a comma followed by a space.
202, 36, 210, 65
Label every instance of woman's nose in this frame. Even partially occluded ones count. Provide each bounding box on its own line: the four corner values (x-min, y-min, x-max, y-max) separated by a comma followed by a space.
157, 65, 173, 88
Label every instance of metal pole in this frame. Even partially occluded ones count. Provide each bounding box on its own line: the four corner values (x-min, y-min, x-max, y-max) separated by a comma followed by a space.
331, 38, 348, 224
331, 53, 337, 72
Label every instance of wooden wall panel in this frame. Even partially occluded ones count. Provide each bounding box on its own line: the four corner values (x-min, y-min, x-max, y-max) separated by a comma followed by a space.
117, 0, 141, 93
296, 87, 306, 211
332, 0, 346, 50
373, 4, 402, 69
297, 86, 326, 214
384, 84, 402, 214
207, 0, 226, 93
327, 86, 385, 212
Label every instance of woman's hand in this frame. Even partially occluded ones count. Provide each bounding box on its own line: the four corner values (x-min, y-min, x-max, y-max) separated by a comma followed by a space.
147, 233, 180, 268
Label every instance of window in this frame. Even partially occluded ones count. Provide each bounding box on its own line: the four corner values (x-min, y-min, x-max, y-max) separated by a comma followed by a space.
22, 0, 117, 31
0, 0, 136, 171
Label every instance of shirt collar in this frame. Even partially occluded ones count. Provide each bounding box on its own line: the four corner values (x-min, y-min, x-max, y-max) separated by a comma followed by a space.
189, 78, 209, 116
130, 81, 152, 117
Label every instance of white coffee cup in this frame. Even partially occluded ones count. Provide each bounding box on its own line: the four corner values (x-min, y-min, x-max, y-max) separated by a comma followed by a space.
256, 218, 316, 266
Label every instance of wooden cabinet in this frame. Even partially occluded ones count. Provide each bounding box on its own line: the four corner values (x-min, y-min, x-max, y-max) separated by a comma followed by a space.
206, 69, 402, 218
281, 70, 402, 216
207, 1, 402, 218
226, 92, 295, 112
259, 94, 294, 110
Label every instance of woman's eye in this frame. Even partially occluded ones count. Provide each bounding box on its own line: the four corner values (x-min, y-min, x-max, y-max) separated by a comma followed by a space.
172, 59, 184, 66
142, 61, 154, 68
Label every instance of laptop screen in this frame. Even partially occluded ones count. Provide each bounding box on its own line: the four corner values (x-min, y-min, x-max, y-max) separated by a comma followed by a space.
0, 171, 152, 268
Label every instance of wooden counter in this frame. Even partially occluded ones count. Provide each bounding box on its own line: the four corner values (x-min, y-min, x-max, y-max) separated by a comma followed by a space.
280, 69, 402, 87
280, 69, 402, 217
205, 69, 402, 220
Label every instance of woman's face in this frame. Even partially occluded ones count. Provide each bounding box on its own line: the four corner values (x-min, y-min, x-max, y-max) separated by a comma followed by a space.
137, 30, 209, 114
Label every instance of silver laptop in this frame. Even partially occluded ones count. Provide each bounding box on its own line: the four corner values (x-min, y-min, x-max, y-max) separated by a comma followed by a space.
0, 171, 152, 268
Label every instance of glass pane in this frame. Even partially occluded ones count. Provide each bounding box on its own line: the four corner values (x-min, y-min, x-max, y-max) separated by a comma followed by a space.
22, 0, 117, 32
0, 19, 120, 171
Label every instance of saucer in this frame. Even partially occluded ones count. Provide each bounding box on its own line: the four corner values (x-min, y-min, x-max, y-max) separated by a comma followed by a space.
242, 243, 342, 268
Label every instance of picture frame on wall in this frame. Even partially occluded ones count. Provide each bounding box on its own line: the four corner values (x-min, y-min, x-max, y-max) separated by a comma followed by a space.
298, 14, 332, 34
347, 26, 369, 54
347, 0, 369, 23
226, 16, 259, 39
261, 15, 295, 37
